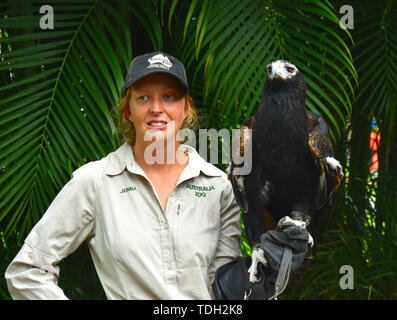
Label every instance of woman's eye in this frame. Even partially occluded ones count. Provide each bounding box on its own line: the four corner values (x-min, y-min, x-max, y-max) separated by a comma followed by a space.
163, 94, 176, 101
137, 95, 149, 102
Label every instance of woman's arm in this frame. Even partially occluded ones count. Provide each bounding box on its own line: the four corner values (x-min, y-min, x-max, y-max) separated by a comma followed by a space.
5, 162, 98, 300
208, 179, 242, 285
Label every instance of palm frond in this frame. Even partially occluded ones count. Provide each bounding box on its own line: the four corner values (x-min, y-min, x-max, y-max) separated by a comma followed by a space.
354, 0, 397, 120
171, 0, 357, 142
0, 0, 161, 239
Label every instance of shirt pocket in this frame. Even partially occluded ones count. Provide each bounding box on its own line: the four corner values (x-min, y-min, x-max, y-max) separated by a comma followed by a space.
176, 199, 220, 268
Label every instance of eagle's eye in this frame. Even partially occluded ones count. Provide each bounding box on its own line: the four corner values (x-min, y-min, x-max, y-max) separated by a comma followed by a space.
286, 66, 295, 73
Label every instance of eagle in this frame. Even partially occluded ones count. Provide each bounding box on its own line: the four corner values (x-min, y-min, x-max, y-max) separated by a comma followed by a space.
228, 60, 344, 279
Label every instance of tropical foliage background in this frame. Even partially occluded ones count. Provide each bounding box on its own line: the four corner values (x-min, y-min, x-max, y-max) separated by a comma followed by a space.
0, 0, 396, 299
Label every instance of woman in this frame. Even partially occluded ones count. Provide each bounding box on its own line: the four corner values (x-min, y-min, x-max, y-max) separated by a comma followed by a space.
5, 52, 242, 300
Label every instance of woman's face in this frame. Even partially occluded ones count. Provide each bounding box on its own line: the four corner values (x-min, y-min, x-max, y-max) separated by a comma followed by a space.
126, 73, 190, 146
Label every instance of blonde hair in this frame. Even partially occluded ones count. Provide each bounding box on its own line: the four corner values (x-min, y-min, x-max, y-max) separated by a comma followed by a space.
117, 87, 198, 146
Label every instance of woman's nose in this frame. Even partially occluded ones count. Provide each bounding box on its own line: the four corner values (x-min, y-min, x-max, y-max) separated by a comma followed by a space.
149, 96, 163, 113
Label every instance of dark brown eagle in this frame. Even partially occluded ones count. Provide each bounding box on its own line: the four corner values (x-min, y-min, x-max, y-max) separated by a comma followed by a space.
229, 60, 344, 272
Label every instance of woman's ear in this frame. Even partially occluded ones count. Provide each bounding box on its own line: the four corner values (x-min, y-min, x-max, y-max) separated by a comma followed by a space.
122, 101, 132, 122
121, 88, 134, 121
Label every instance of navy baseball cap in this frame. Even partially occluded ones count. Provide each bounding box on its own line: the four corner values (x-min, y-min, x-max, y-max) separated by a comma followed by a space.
122, 51, 189, 96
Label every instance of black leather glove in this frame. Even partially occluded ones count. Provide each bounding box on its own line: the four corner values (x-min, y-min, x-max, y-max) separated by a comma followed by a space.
260, 216, 312, 273
212, 216, 313, 300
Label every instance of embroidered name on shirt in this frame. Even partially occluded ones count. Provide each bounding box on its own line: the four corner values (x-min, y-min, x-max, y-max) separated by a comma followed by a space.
120, 186, 137, 193
186, 183, 215, 197
186, 184, 215, 191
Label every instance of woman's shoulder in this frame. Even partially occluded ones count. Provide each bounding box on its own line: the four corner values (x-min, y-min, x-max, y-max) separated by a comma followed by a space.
73, 142, 131, 179
70, 143, 129, 185
70, 156, 108, 188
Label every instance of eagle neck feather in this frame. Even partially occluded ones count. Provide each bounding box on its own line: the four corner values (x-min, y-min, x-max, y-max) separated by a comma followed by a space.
255, 81, 309, 167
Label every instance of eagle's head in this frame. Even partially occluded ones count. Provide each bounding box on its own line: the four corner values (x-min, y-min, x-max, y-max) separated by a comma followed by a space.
264, 60, 307, 98
266, 60, 299, 80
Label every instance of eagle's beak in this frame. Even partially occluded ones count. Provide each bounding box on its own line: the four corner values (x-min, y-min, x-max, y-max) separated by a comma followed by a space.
272, 68, 282, 79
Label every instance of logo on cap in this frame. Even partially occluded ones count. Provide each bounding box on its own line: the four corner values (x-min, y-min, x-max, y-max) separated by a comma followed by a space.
147, 54, 173, 70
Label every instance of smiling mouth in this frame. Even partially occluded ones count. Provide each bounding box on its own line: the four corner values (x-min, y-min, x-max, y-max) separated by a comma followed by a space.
146, 120, 169, 129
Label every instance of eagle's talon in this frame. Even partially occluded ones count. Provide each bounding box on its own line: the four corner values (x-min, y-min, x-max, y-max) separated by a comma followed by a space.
308, 234, 314, 248
279, 215, 315, 248
248, 246, 267, 283
279, 215, 307, 229
291, 211, 311, 227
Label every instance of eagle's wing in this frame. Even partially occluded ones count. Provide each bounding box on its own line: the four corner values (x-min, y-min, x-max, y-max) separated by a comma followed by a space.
229, 116, 274, 245
307, 111, 344, 209
228, 116, 255, 213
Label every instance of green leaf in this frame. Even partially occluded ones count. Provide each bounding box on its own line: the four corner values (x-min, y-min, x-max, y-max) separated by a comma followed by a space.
0, 0, 161, 239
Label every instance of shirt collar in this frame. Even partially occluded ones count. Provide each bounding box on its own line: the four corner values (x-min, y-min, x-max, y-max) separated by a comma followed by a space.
106, 141, 223, 177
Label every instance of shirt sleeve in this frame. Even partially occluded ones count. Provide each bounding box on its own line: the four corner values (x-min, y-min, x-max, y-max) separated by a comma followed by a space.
208, 178, 242, 285
5, 162, 98, 300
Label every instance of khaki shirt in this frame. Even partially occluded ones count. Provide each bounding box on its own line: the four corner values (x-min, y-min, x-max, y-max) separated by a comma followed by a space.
5, 142, 242, 300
